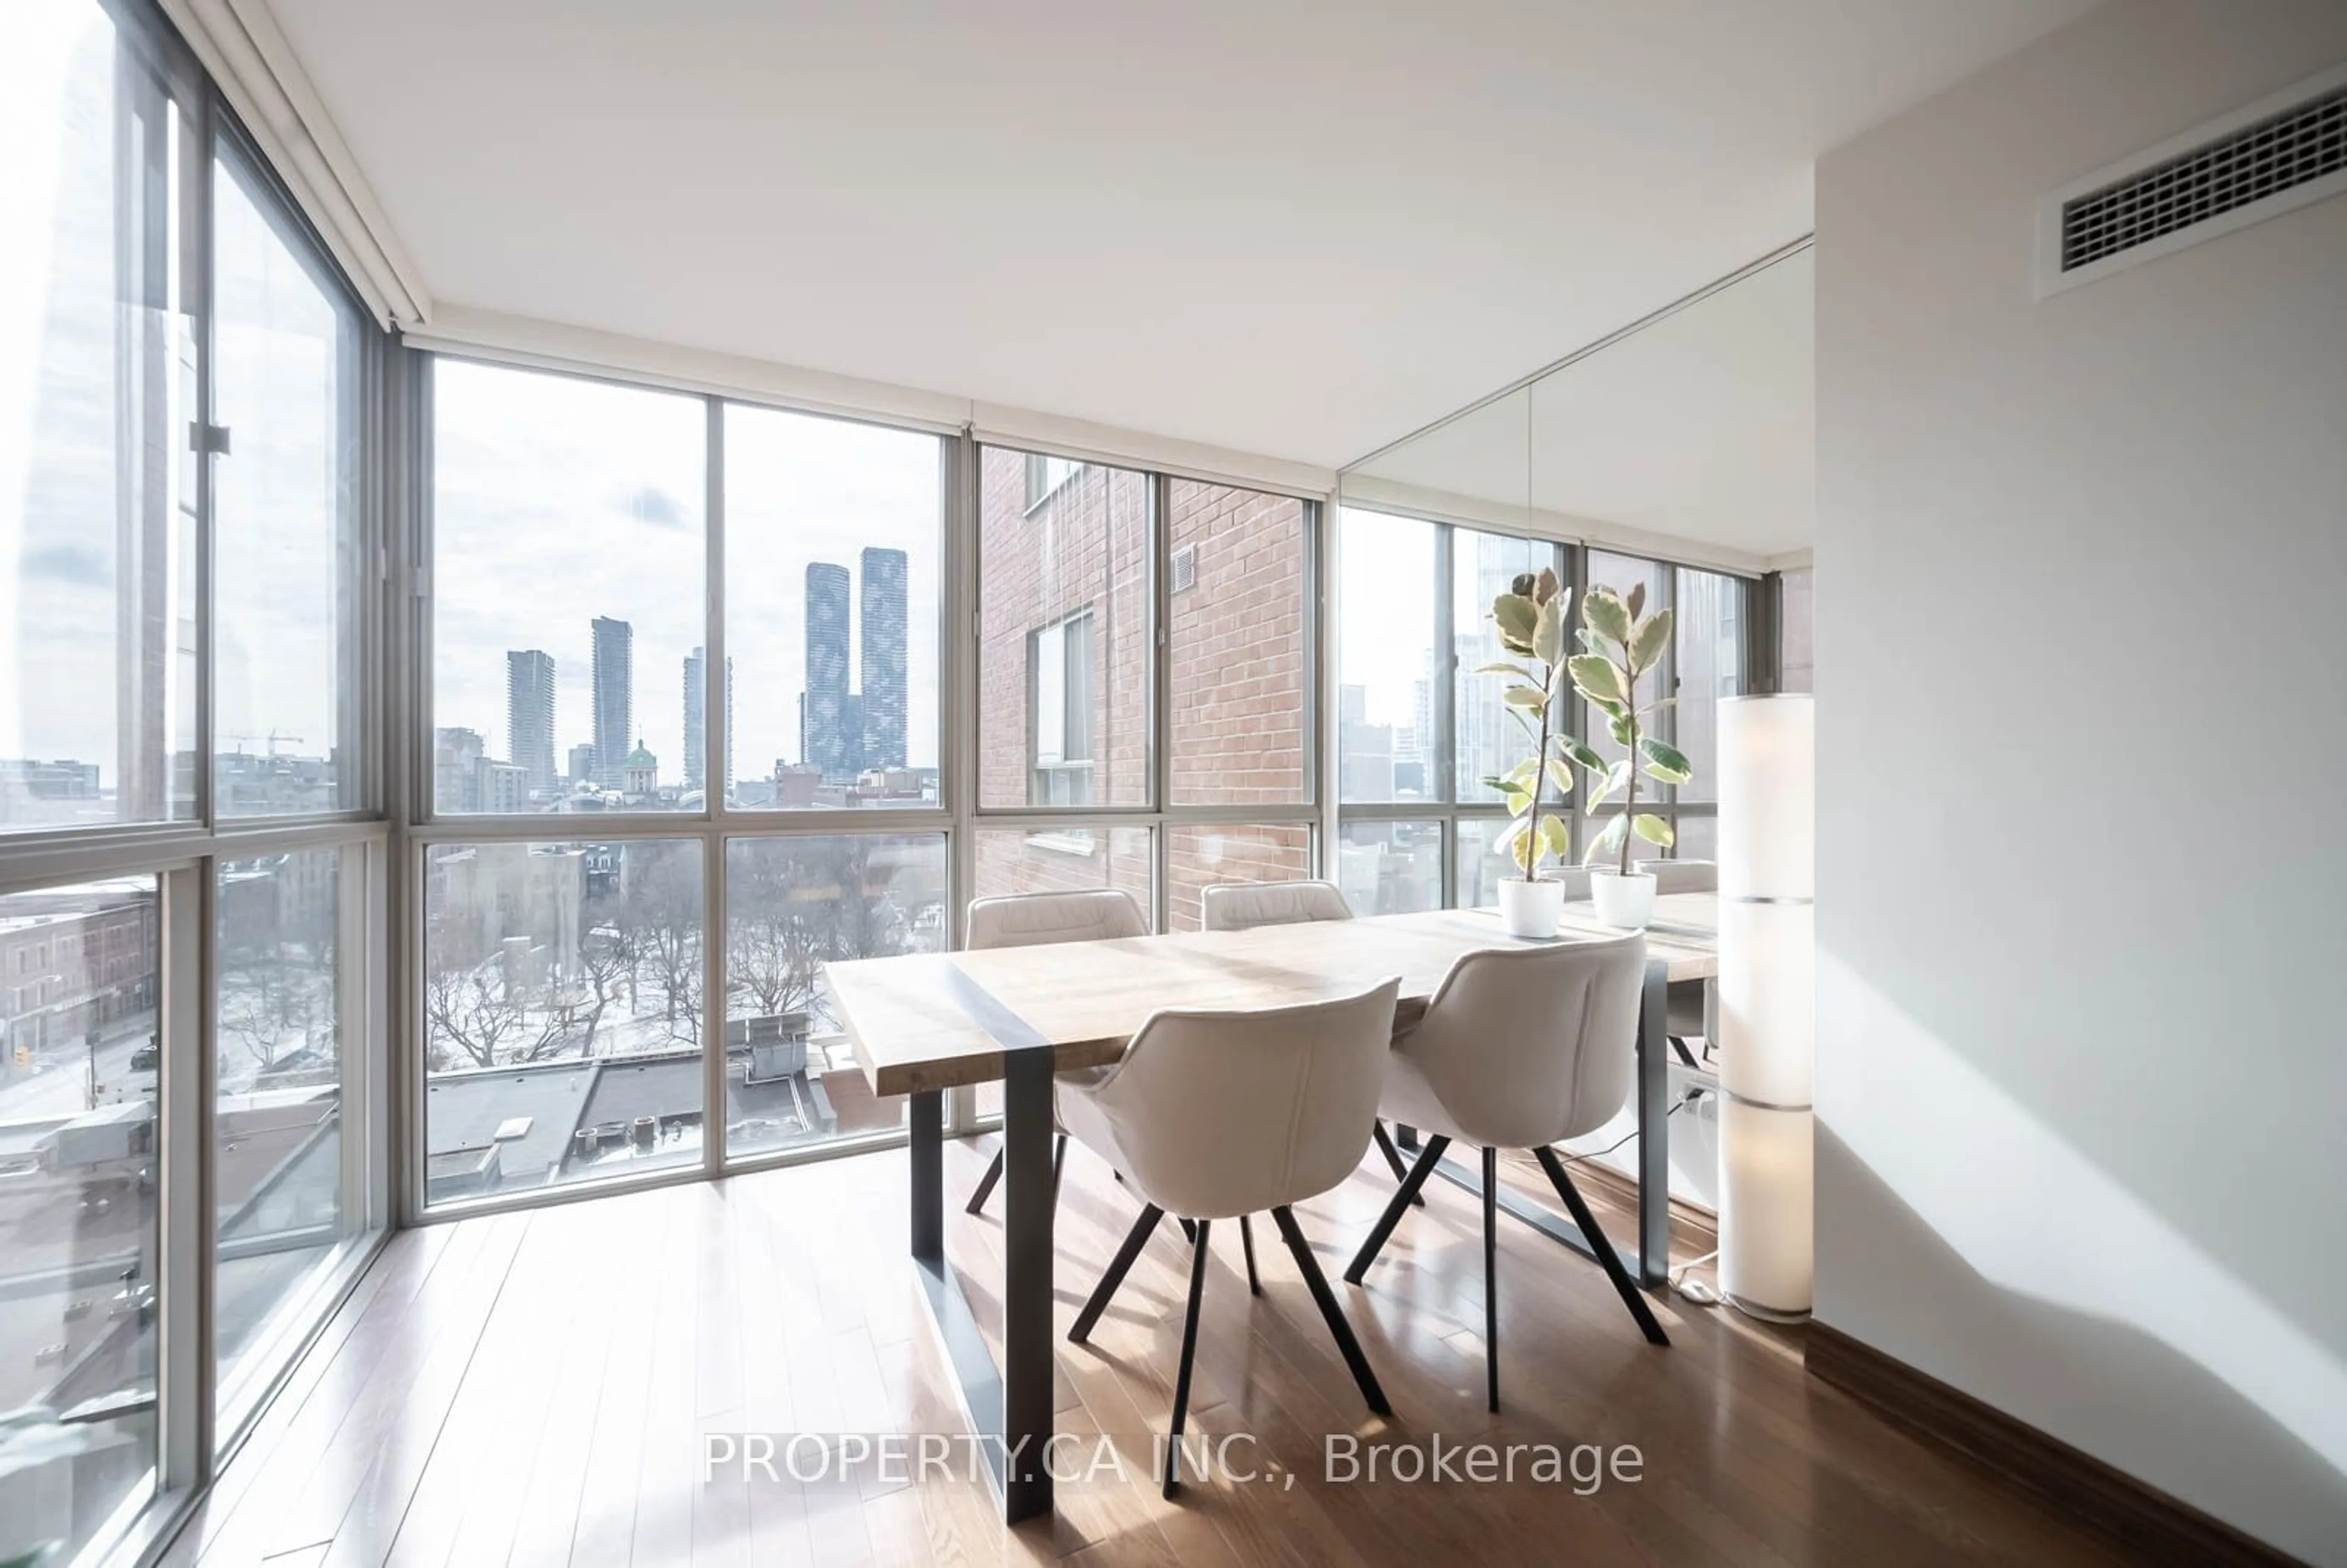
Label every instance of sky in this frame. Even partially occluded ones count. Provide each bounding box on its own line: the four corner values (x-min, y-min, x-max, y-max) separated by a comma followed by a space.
433, 361, 943, 784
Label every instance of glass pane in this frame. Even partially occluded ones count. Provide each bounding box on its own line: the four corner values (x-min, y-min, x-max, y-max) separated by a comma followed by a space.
1454, 530, 1560, 803
2, 4, 196, 833
722, 835, 946, 1161
724, 406, 942, 809
1168, 483, 1308, 806
1456, 817, 1529, 911
1780, 566, 1814, 694
1674, 813, 1717, 862
1337, 511, 1437, 804
215, 846, 361, 1429
978, 448, 1151, 808
0, 876, 160, 1559
1334, 819, 1441, 915
422, 839, 704, 1201
1166, 824, 1312, 932
1672, 568, 1746, 804
1584, 551, 1670, 807
430, 361, 704, 813
971, 826, 1153, 918
211, 145, 363, 816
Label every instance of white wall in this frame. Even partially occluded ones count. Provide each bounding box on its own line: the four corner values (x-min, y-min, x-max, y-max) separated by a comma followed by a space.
1814, 2, 2347, 1560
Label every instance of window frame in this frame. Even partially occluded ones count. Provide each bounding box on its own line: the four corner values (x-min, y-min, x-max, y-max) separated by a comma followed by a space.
1332, 504, 1755, 909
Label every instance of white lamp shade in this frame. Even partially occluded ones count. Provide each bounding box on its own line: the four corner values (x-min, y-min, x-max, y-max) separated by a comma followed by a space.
1716, 899, 1815, 1107
1717, 692, 1815, 1318
1717, 697, 1814, 901
1718, 1099, 1814, 1318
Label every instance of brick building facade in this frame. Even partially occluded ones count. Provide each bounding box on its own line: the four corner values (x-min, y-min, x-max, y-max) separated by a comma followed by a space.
972, 450, 1313, 929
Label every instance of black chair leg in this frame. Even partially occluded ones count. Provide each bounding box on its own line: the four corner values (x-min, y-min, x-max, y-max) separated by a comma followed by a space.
1271, 1206, 1390, 1416
1239, 1212, 1261, 1296
964, 1146, 1004, 1215
1164, 1220, 1211, 1499
972, 1134, 1068, 1215
1482, 1146, 1500, 1413
1370, 1121, 1427, 1206
1071, 1203, 1163, 1344
1531, 1145, 1669, 1346
1344, 1134, 1450, 1284
1178, 1216, 1197, 1245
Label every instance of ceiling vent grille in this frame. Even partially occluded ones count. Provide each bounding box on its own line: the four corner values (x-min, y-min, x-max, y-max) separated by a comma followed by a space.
2038, 62, 2347, 296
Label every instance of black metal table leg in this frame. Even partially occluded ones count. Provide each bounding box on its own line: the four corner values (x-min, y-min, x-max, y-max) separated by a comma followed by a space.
1634, 958, 1671, 1289
911, 1089, 943, 1263
999, 1045, 1055, 1521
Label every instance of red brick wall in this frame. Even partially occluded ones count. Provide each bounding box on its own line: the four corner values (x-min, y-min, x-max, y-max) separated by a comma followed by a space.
972, 453, 1312, 929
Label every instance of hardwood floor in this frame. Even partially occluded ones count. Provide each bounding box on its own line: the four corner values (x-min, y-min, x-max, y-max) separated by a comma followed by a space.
160, 1139, 2121, 1567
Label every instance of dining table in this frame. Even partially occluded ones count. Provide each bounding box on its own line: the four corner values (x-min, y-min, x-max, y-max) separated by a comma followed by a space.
828, 891, 1719, 1522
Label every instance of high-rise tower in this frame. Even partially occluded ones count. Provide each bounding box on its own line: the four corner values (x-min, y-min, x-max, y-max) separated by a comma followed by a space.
590, 616, 633, 789
803, 563, 853, 778
859, 547, 909, 771
506, 649, 556, 793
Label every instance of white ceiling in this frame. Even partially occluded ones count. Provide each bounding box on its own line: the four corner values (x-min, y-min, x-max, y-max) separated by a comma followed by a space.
266, 0, 2093, 475
1356, 247, 1816, 560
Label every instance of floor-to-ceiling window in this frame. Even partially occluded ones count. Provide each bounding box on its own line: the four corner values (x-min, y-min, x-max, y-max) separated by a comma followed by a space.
1334, 508, 1752, 907
1, 2, 388, 1560
419, 363, 963, 1196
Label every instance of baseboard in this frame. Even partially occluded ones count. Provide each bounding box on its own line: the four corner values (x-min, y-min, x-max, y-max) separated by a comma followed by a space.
1804, 1322, 2304, 1567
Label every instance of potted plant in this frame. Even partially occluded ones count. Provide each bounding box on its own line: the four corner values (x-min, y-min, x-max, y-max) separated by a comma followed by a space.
1478, 568, 1577, 937
1563, 581, 1692, 929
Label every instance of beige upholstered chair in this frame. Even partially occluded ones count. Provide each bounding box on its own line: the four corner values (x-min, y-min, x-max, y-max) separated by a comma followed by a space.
1346, 932, 1667, 1410
1201, 879, 1417, 1193
961, 889, 1148, 1214
1061, 980, 1401, 1497
1200, 878, 1353, 931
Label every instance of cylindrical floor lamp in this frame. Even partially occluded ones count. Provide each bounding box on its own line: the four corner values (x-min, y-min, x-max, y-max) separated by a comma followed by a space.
1716, 693, 1814, 1321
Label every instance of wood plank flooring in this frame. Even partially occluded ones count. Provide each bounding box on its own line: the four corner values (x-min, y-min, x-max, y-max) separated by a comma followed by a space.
162, 1140, 2121, 1567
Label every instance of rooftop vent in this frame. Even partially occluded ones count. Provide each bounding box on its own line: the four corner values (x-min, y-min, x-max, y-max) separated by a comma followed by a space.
2038, 62, 2347, 297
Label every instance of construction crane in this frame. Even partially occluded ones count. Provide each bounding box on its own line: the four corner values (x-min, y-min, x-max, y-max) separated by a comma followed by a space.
224, 730, 306, 758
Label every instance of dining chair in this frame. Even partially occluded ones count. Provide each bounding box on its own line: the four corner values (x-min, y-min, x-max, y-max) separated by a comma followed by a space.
1060, 979, 1402, 1497
1345, 932, 1668, 1412
1199, 878, 1416, 1195
960, 888, 1148, 1215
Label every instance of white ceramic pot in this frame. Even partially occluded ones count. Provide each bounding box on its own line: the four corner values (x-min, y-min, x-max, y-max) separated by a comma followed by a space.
1590, 870, 1658, 929
1497, 876, 1565, 939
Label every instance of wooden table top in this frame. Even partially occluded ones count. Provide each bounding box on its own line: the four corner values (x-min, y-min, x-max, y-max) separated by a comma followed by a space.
832, 894, 1718, 1097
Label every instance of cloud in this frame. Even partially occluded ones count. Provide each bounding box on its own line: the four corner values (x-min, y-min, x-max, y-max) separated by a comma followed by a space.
20, 543, 109, 586
624, 485, 691, 530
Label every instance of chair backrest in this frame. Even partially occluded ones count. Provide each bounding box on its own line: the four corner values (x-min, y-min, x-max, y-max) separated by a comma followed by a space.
965, 888, 1148, 951
1081, 980, 1401, 1219
1398, 933, 1645, 1149
1638, 859, 1718, 894
1200, 879, 1354, 933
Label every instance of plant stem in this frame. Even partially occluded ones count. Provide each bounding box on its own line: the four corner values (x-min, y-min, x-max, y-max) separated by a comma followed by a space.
1529, 661, 1553, 881
1619, 654, 1637, 878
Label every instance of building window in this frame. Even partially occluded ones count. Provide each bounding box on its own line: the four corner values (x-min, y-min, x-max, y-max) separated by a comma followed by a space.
1, 1, 197, 835
722, 405, 943, 810
1023, 452, 1084, 511
979, 446, 1150, 808
1030, 610, 1095, 805
211, 136, 367, 816
429, 360, 705, 815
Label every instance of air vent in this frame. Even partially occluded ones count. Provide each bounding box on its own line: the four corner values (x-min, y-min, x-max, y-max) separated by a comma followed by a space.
2038, 62, 2347, 297
1170, 543, 1198, 594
